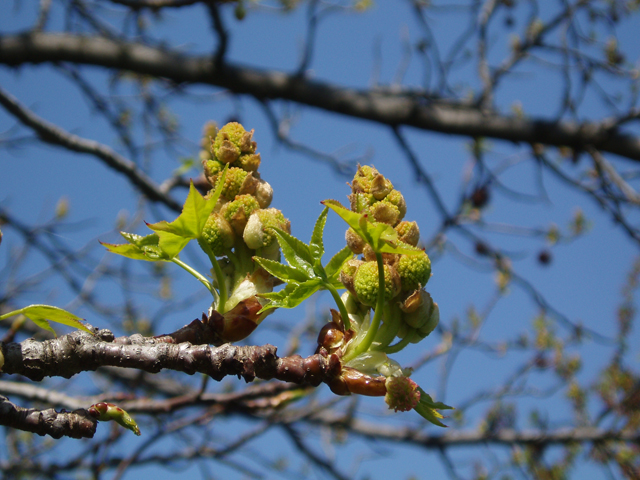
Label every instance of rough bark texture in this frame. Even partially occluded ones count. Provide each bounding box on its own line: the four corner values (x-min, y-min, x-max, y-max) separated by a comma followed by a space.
0, 395, 97, 439
1, 329, 344, 388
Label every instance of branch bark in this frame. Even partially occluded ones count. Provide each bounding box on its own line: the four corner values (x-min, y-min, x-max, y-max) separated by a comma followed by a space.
2, 32, 640, 161
0, 328, 341, 386
0, 395, 96, 439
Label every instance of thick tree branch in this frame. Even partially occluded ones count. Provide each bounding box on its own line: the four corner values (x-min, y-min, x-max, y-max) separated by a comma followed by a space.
2, 32, 640, 161
0, 395, 96, 439
0, 328, 343, 387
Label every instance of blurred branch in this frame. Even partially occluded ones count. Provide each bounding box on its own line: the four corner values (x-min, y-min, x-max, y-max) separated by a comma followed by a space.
2, 32, 640, 161
0, 84, 182, 212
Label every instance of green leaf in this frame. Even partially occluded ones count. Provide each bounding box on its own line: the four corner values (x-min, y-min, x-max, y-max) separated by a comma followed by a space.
414, 388, 453, 428
0, 305, 93, 335
272, 228, 316, 278
259, 279, 323, 313
89, 403, 141, 436
309, 207, 328, 259
324, 245, 354, 281
101, 233, 169, 262
322, 200, 421, 255
147, 168, 227, 257
253, 256, 310, 284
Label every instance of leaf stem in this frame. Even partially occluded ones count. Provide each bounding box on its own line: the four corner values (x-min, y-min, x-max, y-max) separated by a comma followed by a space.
326, 283, 351, 331
377, 333, 411, 354
197, 239, 227, 312
171, 257, 218, 302
344, 252, 385, 361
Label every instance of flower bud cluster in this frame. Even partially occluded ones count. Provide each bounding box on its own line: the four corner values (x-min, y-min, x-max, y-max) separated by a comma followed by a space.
340, 165, 438, 347
200, 122, 290, 334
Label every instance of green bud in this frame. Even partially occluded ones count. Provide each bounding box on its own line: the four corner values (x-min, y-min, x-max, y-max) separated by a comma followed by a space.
243, 208, 290, 250
345, 227, 365, 254
213, 122, 257, 164
254, 179, 273, 208
395, 221, 420, 246
385, 376, 420, 412
382, 190, 406, 224
370, 200, 401, 226
216, 167, 250, 201
353, 261, 401, 307
339, 258, 363, 297
221, 194, 261, 235
88, 402, 141, 436
203, 159, 226, 186
238, 153, 261, 172
396, 249, 431, 291
202, 212, 235, 256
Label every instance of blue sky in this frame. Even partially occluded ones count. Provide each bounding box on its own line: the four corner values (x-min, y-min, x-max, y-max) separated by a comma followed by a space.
2, 1, 640, 479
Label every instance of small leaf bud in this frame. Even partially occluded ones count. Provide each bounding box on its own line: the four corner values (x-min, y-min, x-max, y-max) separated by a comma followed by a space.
345, 227, 365, 254
202, 212, 235, 256
418, 300, 439, 337
216, 167, 250, 201
395, 221, 420, 246
243, 208, 290, 250
353, 261, 401, 307
402, 290, 435, 329
370, 201, 401, 226
213, 122, 257, 164
254, 179, 273, 208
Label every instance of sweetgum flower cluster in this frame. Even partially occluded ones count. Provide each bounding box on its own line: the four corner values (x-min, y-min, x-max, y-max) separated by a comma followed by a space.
199, 123, 290, 322
339, 165, 439, 347
313, 165, 448, 422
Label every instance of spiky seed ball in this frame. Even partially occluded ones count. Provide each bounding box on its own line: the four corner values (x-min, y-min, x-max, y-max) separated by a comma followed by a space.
353, 261, 401, 307
396, 250, 431, 291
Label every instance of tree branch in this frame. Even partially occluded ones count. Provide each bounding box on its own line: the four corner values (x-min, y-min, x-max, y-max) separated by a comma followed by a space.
0, 328, 343, 387
2, 32, 640, 161
0, 395, 96, 439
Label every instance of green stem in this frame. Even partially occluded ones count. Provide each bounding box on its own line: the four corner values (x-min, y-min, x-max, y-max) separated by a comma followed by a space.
171, 257, 218, 302
343, 252, 385, 362
373, 303, 400, 348
197, 239, 227, 313
326, 283, 351, 331
378, 333, 412, 354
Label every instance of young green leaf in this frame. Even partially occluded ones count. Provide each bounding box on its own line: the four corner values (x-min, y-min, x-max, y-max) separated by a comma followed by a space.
147, 169, 227, 257
324, 245, 354, 282
253, 256, 310, 284
414, 388, 454, 427
259, 279, 323, 312
309, 206, 328, 259
0, 305, 93, 335
322, 200, 421, 255
101, 233, 170, 262
271, 228, 316, 278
